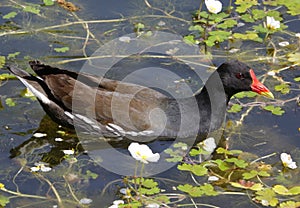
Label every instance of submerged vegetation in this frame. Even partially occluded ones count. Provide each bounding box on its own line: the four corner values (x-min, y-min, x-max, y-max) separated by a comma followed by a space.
0, 0, 299, 207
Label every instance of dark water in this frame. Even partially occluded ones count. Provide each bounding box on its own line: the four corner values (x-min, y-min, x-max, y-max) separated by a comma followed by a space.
0, 0, 299, 207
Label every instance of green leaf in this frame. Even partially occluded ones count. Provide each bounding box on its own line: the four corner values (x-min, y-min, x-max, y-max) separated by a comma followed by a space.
0, 73, 16, 80
23, 6, 40, 15
294, 77, 300, 82
235, 0, 258, 13
217, 19, 237, 29
243, 170, 258, 179
0, 56, 5, 68
264, 105, 285, 116
85, 170, 98, 179
216, 147, 242, 155
0, 195, 9, 207
43, 0, 54, 6
252, 9, 266, 20
274, 83, 290, 94
214, 159, 230, 171
230, 182, 263, 191
225, 158, 248, 168
183, 35, 197, 45
288, 53, 300, 65
258, 170, 270, 177
5, 98, 16, 107
142, 179, 158, 188
178, 184, 204, 197
279, 201, 300, 208
241, 14, 255, 22
227, 104, 242, 113
3, 11, 17, 19
178, 183, 218, 197
177, 163, 208, 176
288, 186, 300, 195
54, 47, 69, 53
273, 185, 289, 195
140, 187, 160, 195
7, 52, 20, 59
234, 91, 258, 98
188, 25, 204, 32
255, 188, 278, 207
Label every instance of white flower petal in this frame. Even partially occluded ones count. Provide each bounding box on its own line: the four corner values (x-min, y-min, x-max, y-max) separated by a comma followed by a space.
30, 166, 40, 172
54, 137, 63, 142
205, 0, 222, 14
33, 132, 47, 138
146, 203, 160, 208
208, 176, 219, 182
62, 149, 75, 155
266, 16, 280, 30
40, 166, 52, 172
267, 71, 276, 76
113, 200, 124, 205
201, 137, 217, 153
278, 41, 289, 47
79, 198, 93, 205
280, 153, 297, 169
119, 36, 131, 43
128, 142, 160, 163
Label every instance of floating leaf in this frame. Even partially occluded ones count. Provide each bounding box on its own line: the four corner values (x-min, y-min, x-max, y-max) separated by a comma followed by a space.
5, 98, 16, 107
243, 170, 258, 179
178, 183, 218, 197
275, 83, 290, 94
294, 77, 300, 82
0, 195, 9, 207
188, 25, 204, 32
0, 73, 16, 80
279, 201, 300, 208
177, 163, 208, 176
183, 35, 197, 45
225, 158, 248, 168
255, 188, 278, 207
288, 53, 300, 65
0, 56, 5, 68
252, 9, 266, 20
264, 105, 285, 116
235, 0, 258, 13
23, 5, 40, 15
216, 147, 242, 155
3, 11, 17, 19
227, 104, 242, 113
7, 52, 20, 59
217, 19, 237, 29
230, 181, 263, 191
273, 185, 290, 195
214, 159, 230, 171
54, 47, 69, 53
43, 0, 54, 6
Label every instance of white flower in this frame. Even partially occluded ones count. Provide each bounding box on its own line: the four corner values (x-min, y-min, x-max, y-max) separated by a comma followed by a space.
79, 198, 92, 205
108, 200, 124, 208
278, 41, 289, 47
146, 203, 160, 208
62, 149, 75, 155
54, 137, 63, 142
295, 33, 300, 38
128, 142, 160, 164
30, 166, 40, 172
33, 132, 47, 138
267, 71, 276, 76
200, 137, 217, 153
30, 162, 52, 172
280, 153, 297, 169
205, 0, 222, 14
119, 36, 131, 43
208, 175, 219, 182
266, 16, 280, 30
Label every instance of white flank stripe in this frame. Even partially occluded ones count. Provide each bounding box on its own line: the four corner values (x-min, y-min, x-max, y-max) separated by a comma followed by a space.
18, 77, 51, 104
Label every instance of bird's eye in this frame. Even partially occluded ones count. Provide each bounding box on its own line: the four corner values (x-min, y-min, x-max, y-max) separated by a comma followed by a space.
235, 73, 244, 80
